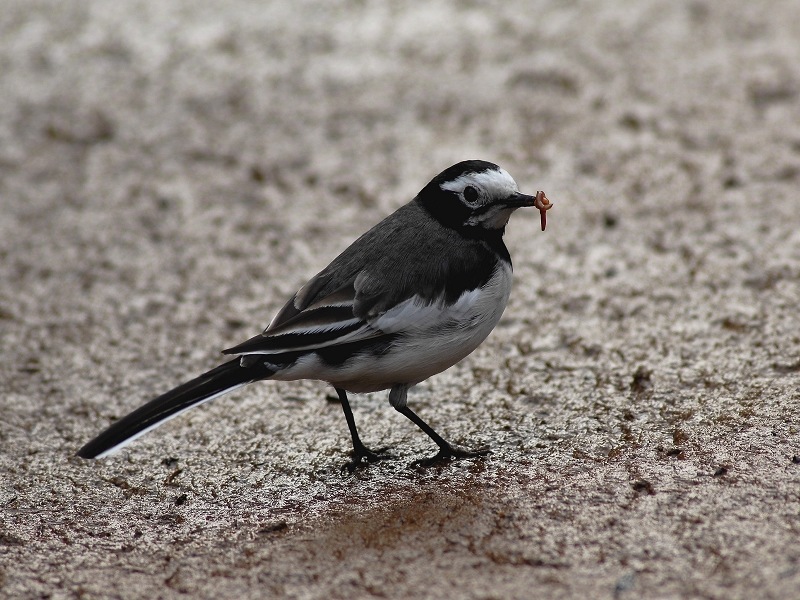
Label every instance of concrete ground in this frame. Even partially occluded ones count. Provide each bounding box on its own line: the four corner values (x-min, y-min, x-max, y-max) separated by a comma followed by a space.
2, 1, 800, 598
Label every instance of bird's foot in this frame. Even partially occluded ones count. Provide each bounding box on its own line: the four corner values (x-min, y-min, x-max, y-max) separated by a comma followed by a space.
412, 443, 491, 468
342, 445, 394, 473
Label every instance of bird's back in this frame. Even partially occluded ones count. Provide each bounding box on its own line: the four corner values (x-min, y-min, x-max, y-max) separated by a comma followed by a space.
308, 200, 507, 316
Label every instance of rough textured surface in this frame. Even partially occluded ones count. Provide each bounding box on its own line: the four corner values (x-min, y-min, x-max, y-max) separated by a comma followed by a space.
2, 1, 800, 598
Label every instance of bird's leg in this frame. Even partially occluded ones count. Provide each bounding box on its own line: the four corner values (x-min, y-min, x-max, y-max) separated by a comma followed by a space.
335, 387, 392, 471
389, 385, 490, 467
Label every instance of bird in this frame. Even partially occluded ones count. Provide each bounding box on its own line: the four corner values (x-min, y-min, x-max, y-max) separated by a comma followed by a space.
77, 160, 552, 469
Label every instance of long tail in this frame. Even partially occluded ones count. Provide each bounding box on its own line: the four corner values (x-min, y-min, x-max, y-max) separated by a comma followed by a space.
77, 358, 274, 459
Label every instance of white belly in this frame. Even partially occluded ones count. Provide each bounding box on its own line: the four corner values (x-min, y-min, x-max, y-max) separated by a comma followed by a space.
272, 263, 513, 392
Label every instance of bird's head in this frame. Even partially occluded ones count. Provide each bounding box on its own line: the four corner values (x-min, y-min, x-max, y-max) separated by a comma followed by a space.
419, 160, 548, 231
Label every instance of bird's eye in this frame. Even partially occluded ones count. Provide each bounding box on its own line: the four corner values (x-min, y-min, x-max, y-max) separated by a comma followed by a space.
463, 186, 479, 204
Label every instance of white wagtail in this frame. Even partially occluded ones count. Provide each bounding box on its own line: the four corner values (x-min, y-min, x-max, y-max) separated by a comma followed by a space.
78, 160, 552, 468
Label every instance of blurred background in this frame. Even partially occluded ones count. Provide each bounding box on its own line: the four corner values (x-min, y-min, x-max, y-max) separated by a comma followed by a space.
2, 1, 799, 598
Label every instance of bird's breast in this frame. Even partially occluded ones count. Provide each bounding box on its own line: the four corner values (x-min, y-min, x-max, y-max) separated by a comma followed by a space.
270, 262, 513, 393
338, 262, 513, 391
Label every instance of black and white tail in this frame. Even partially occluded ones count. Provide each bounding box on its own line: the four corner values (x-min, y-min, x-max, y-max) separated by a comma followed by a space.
77, 358, 274, 459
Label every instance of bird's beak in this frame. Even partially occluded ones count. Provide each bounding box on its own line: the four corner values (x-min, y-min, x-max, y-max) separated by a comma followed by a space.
504, 191, 553, 231
504, 191, 550, 209
503, 192, 538, 207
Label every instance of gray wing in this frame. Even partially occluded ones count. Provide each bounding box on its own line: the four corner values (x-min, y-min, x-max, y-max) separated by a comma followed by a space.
222, 205, 414, 356
221, 268, 420, 356
222, 201, 497, 356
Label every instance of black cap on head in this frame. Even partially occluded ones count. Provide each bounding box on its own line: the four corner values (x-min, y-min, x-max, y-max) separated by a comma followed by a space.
428, 160, 501, 188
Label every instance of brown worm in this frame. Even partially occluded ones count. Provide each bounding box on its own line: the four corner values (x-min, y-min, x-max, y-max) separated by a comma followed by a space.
533, 191, 553, 231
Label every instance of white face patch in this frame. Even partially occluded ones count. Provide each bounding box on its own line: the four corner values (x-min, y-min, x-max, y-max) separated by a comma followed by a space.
465, 205, 516, 229
439, 167, 519, 205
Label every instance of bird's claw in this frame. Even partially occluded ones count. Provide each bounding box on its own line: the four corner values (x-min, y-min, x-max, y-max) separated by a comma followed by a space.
411, 444, 491, 469
342, 445, 395, 473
